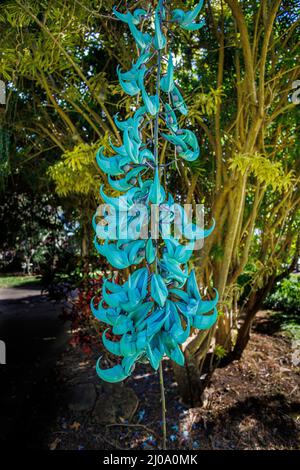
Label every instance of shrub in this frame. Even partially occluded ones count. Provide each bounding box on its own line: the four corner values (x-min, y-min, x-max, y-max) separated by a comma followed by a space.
264, 275, 300, 314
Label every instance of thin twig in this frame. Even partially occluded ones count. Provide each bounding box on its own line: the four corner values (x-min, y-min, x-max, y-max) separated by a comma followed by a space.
159, 362, 167, 450
105, 423, 158, 437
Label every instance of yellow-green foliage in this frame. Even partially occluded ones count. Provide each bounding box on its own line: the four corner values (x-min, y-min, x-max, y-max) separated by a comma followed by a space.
48, 141, 104, 197
229, 152, 294, 191
188, 87, 224, 121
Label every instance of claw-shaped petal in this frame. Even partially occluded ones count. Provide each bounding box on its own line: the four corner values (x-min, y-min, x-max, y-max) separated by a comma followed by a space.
164, 103, 178, 132
128, 17, 152, 50
96, 357, 128, 383
171, 86, 188, 115
151, 274, 168, 307
171, 2, 205, 31
161, 52, 174, 93
146, 340, 164, 370
146, 239, 156, 264
117, 66, 140, 96
149, 167, 166, 204
102, 330, 122, 356
154, 7, 166, 50
142, 91, 160, 116
91, 298, 117, 325
192, 307, 218, 330
197, 289, 219, 314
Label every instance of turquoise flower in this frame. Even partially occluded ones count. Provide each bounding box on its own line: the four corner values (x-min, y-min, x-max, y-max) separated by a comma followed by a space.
148, 167, 166, 203
171, 86, 188, 115
161, 52, 174, 93
93, 2, 218, 383
162, 129, 200, 161
154, 7, 166, 50
113, 7, 147, 25
96, 147, 129, 176
172, 1, 205, 31
164, 103, 178, 132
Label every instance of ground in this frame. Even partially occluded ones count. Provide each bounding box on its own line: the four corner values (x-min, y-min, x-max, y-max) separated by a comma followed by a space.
0, 286, 299, 450
0, 286, 69, 448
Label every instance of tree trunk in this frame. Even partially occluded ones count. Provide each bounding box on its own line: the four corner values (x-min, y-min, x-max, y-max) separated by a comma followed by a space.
231, 280, 275, 360
231, 247, 299, 361
81, 195, 97, 276
172, 329, 213, 407
172, 350, 204, 407
230, 308, 256, 360
81, 215, 91, 277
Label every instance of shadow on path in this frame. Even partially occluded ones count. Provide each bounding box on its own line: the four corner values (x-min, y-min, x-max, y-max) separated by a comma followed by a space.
0, 286, 70, 449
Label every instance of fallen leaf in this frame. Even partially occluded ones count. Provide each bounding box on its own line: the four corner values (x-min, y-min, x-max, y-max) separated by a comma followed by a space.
70, 421, 81, 431
50, 437, 61, 450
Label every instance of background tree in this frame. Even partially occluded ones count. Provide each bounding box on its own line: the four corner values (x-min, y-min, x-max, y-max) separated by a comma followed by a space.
170, 0, 300, 404
0, 0, 299, 406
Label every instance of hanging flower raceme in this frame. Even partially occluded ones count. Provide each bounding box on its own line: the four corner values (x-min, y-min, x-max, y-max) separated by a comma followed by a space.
92, 1, 218, 383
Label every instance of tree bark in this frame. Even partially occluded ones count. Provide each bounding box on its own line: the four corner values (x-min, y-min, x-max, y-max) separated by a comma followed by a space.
172, 351, 204, 407
172, 329, 213, 407
232, 237, 300, 360
231, 287, 270, 360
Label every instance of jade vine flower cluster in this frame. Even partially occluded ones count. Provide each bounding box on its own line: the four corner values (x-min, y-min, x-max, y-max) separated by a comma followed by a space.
91, 0, 218, 383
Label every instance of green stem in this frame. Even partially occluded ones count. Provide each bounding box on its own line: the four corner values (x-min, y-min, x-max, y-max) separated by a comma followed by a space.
154, 4, 163, 271
154, 48, 162, 274
154, 51, 162, 168
159, 361, 167, 450
155, 1, 167, 450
